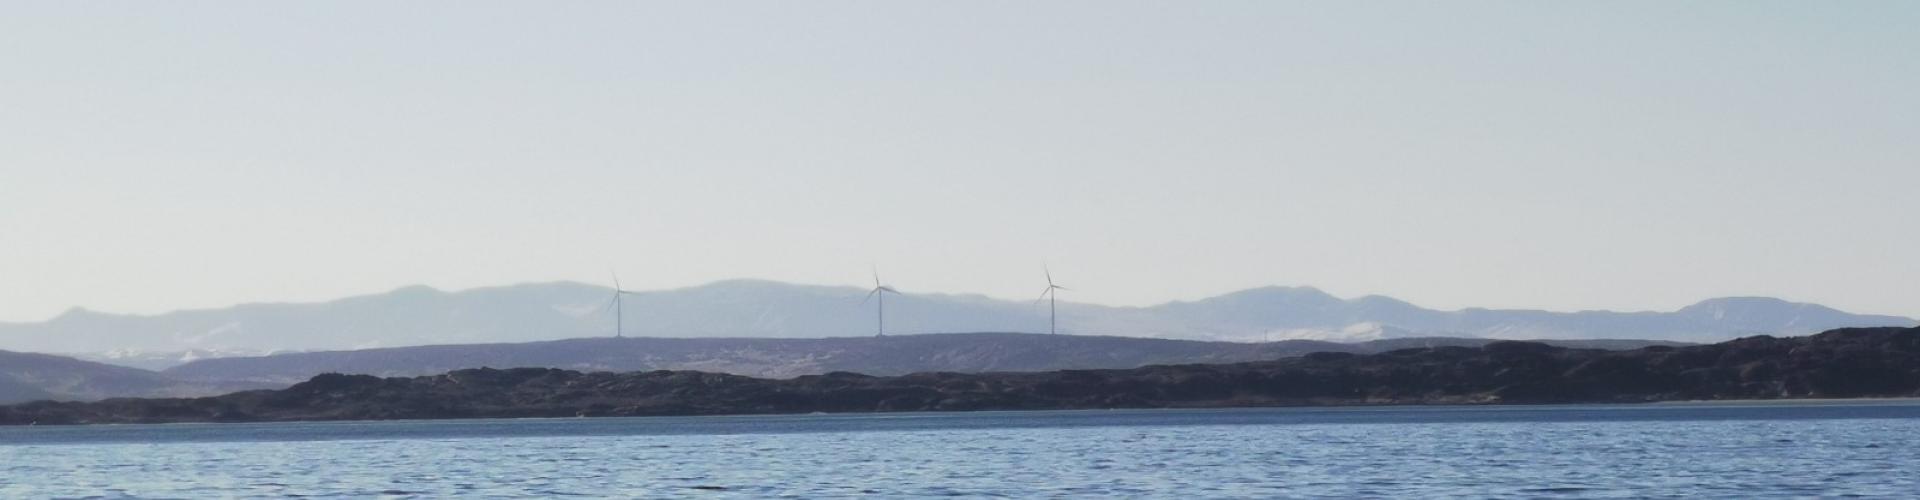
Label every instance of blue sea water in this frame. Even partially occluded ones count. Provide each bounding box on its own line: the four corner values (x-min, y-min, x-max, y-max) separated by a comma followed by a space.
4, 401, 1919, 498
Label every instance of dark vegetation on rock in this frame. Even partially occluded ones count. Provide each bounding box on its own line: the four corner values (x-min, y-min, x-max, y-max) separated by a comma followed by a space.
4, 327, 1914, 425
0, 333, 1680, 403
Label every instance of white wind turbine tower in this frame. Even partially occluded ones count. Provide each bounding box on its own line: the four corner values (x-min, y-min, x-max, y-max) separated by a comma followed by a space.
862, 268, 902, 337
605, 271, 640, 338
1036, 266, 1070, 335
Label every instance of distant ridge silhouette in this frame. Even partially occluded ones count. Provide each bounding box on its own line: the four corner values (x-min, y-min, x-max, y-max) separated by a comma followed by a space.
157, 332, 1685, 385
0, 280, 1909, 365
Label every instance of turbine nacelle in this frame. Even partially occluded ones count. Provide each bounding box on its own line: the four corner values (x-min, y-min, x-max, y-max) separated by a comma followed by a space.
1036, 266, 1069, 304
861, 285, 901, 304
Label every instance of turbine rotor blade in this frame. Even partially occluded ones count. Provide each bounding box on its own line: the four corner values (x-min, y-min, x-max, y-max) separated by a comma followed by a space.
879, 286, 900, 294
861, 288, 879, 305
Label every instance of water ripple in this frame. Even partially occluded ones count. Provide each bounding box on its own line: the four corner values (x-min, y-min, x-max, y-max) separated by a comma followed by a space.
3, 404, 1919, 497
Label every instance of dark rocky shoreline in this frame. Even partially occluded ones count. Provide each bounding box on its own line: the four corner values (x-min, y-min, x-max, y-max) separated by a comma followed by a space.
4, 326, 1915, 426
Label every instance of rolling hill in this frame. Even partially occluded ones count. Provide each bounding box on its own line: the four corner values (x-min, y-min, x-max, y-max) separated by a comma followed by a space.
0, 280, 1908, 367
160, 332, 1685, 385
0, 350, 265, 404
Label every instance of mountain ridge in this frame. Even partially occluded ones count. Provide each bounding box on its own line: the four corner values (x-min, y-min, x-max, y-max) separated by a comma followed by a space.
1, 281, 1910, 362
158, 332, 1687, 385
0, 350, 268, 404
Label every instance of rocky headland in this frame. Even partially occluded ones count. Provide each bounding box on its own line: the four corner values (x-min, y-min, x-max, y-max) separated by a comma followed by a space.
3, 326, 1915, 425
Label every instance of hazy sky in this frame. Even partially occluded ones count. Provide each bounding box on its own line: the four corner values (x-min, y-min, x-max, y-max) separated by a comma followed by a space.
3, 1, 1916, 322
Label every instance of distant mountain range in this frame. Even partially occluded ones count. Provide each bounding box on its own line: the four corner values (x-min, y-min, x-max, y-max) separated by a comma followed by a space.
0, 280, 1910, 367
159, 332, 1685, 386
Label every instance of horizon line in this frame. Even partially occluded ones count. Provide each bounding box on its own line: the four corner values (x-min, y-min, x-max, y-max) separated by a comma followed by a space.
13, 277, 1913, 324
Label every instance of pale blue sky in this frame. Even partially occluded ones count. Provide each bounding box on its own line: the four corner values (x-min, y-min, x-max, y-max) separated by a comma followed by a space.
2, 1, 1916, 322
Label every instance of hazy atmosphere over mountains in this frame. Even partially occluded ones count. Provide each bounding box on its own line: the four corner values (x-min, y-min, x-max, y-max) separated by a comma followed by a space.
1, 280, 1908, 368
4, 3, 1917, 497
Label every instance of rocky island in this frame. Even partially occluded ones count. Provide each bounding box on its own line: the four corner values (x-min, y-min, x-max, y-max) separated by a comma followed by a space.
3, 326, 1915, 425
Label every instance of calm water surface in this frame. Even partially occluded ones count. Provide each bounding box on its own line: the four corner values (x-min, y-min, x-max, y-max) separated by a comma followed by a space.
4, 401, 1918, 498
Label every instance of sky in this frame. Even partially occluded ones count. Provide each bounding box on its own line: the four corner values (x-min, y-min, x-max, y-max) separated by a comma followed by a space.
2, 1, 1916, 323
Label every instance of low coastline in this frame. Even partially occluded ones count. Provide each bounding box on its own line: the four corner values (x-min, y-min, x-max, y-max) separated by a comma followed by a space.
4, 326, 1915, 426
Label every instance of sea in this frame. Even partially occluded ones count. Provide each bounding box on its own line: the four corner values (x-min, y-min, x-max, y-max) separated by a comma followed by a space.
4, 401, 1919, 498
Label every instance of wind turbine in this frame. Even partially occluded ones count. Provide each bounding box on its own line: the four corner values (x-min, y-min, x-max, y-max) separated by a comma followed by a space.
606, 271, 640, 338
862, 268, 901, 337
1036, 266, 1070, 335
